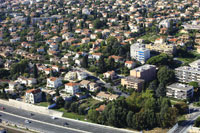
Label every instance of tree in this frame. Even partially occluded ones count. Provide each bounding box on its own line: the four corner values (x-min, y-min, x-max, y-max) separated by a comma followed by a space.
195, 116, 200, 127
174, 102, 188, 115
146, 54, 172, 66
148, 80, 158, 92
33, 64, 38, 78
46, 94, 54, 104
156, 83, 166, 97
189, 81, 199, 88
81, 55, 88, 68
70, 102, 79, 113
56, 97, 65, 108
93, 19, 106, 29
88, 109, 100, 123
0, 69, 10, 78
157, 66, 175, 85
126, 111, 134, 127
98, 56, 106, 73
55, 88, 60, 96
64, 101, 72, 110
107, 58, 115, 70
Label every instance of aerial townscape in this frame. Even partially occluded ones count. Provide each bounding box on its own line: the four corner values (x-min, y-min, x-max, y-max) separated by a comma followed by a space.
0, 0, 200, 132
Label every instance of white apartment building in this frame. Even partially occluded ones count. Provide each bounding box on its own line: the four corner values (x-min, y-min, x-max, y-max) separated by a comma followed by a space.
189, 59, 200, 69
166, 83, 194, 100
175, 66, 200, 83
130, 43, 150, 64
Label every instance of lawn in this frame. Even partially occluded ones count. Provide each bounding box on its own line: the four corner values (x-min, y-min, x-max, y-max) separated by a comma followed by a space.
140, 33, 161, 42
37, 102, 49, 107
176, 57, 195, 65
143, 128, 169, 133
80, 98, 101, 108
54, 108, 87, 121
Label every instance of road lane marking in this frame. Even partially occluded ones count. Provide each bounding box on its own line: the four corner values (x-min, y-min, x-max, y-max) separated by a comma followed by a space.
0, 110, 91, 133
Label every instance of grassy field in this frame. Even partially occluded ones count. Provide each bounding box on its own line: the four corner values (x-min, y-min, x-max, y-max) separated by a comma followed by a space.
80, 98, 101, 108
176, 57, 195, 64
37, 102, 49, 107
143, 128, 169, 133
140, 33, 161, 42
55, 108, 87, 121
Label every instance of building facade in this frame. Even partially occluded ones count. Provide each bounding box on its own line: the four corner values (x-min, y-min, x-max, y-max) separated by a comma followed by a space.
25, 89, 42, 104
175, 66, 200, 83
121, 76, 144, 91
65, 82, 80, 95
166, 83, 194, 100
130, 43, 150, 64
46, 77, 62, 88
130, 64, 156, 82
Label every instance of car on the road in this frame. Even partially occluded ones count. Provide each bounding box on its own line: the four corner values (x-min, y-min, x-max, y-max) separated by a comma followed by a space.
25, 120, 31, 124
30, 113, 34, 116
63, 122, 68, 126
51, 116, 57, 120
0, 107, 5, 110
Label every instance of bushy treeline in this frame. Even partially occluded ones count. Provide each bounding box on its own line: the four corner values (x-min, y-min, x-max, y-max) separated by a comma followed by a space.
88, 90, 188, 130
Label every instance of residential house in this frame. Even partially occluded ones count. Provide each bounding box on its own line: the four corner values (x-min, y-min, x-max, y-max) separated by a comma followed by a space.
103, 71, 116, 79
91, 53, 102, 60
46, 77, 62, 88
64, 71, 77, 81
125, 61, 136, 69
96, 91, 119, 101
88, 82, 99, 92
25, 89, 42, 104
17, 77, 37, 86
96, 105, 106, 112
109, 55, 123, 62
64, 82, 80, 95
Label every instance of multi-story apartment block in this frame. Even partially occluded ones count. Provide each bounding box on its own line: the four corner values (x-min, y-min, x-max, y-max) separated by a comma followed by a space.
121, 76, 144, 91
166, 83, 194, 100
130, 64, 156, 82
175, 66, 200, 83
145, 43, 176, 55
189, 59, 200, 69
130, 43, 150, 64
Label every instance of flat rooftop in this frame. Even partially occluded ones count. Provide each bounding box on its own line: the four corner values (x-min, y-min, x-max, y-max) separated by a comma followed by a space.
167, 83, 193, 91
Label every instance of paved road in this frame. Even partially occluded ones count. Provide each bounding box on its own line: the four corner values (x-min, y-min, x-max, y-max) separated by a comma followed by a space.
0, 103, 135, 133
173, 105, 200, 133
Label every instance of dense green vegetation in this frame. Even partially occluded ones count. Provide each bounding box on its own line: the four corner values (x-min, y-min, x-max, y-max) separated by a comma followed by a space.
87, 90, 188, 130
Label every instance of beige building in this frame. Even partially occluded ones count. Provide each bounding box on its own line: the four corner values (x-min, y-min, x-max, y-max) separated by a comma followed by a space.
121, 76, 144, 91
130, 64, 156, 81
145, 43, 176, 55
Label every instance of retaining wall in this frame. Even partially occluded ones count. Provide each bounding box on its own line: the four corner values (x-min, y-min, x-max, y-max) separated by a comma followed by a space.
0, 99, 63, 117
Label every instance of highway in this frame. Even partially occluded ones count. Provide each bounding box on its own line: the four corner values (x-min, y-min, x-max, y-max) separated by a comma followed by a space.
173, 105, 200, 133
0, 103, 135, 133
